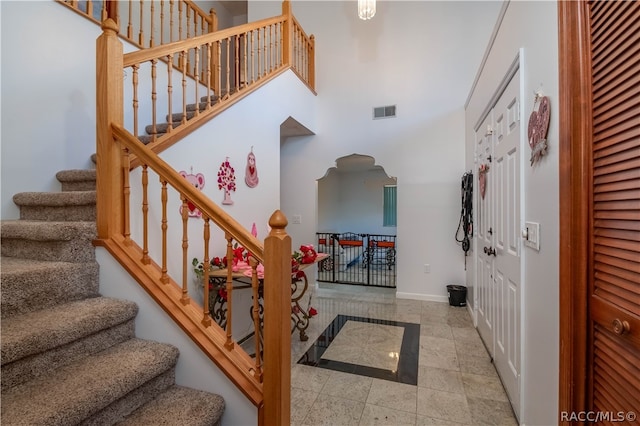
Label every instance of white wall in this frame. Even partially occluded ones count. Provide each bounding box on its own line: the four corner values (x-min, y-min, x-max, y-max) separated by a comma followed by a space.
318, 168, 396, 235
255, 0, 503, 302
465, 1, 559, 425
1, 0, 101, 219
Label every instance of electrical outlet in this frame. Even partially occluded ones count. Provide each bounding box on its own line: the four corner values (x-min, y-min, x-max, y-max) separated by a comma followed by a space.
291, 214, 302, 224
424, 264, 431, 273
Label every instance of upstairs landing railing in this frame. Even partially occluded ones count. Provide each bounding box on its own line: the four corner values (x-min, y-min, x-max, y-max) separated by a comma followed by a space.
82, 0, 314, 163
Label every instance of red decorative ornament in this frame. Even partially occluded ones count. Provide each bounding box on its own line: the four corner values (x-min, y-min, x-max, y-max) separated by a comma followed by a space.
217, 157, 236, 205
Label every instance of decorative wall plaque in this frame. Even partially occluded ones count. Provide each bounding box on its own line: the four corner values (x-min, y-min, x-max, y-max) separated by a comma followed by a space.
528, 94, 550, 166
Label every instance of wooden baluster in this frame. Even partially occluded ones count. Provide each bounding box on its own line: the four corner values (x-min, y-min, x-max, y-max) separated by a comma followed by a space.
249, 256, 263, 382
181, 50, 188, 119
138, 0, 144, 47
151, 59, 158, 142
186, 6, 192, 72
168, 0, 174, 42
269, 24, 274, 73
194, 46, 200, 114
180, 195, 190, 305
132, 64, 139, 137
202, 217, 212, 325
299, 29, 303, 76
178, 0, 183, 41
166, 54, 173, 133
234, 36, 240, 90
243, 32, 248, 89
160, 0, 165, 45
250, 30, 256, 84
215, 40, 222, 100
224, 235, 234, 349
278, 24, 282, 69
262, 27, 267, 77
149, 0, 155, 47
141, 165, 150, 264
225, 37, 231, 96
122, 147, 131, 245
257, 29, 262, 79
206, 43, 212, 107
87, 0, 93, 19
127, 1, 133, 39
160, 179, 169, 284
262, 210, 291, 425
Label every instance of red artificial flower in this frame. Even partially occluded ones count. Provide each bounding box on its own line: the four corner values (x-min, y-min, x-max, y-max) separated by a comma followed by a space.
299, 244, 317, 264
308, 307, 318, 316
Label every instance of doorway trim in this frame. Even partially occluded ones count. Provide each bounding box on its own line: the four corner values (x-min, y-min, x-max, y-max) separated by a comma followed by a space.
558, 0, 590, 418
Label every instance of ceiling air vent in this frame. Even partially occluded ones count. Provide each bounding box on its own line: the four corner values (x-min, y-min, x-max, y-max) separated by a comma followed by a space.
373, 105, 396, 120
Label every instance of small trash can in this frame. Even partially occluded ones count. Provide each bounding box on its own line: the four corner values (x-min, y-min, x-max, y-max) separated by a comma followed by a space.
447, 285, 467, 307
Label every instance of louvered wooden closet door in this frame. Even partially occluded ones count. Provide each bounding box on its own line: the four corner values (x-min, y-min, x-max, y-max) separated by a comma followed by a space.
588, 0, 640, 417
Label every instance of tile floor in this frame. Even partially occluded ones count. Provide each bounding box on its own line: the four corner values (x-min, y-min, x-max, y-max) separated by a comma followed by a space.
289, 283, 518, 426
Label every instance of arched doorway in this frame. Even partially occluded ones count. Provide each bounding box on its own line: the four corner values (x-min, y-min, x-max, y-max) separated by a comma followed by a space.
316, 154, 397, 287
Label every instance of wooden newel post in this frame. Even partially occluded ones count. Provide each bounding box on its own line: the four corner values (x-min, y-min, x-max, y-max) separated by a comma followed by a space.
282, 0, 293, 67
209, 8, 220, 91
96, 18, 124, 240
261, 210, 291, 426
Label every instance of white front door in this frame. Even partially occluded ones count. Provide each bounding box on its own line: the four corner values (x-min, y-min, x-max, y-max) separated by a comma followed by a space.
476, 113, 495, 356
491, 69, 521, 418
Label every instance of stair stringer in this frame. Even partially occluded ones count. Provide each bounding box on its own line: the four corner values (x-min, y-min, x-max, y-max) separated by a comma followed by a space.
95, 242, 259, 426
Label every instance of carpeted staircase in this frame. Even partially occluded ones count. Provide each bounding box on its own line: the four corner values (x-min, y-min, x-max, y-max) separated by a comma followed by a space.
1, 169, 225, 425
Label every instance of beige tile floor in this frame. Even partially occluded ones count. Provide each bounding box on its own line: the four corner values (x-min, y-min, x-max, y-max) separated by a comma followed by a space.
290, 283, 518, 426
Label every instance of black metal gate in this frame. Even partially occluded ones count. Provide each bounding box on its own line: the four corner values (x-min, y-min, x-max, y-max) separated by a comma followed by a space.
316, 232, 396, 288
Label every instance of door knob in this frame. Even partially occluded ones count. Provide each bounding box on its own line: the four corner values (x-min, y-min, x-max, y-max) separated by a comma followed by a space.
612, 318, 630, 335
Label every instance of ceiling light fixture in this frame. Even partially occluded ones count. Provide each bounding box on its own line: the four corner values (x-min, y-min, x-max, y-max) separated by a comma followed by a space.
358, 0, 376, 20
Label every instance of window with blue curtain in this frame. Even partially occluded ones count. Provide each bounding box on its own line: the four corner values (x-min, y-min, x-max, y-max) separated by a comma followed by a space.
383, 185, 397, 227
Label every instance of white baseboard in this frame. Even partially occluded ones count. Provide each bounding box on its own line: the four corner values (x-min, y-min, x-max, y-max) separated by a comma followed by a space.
395, 292, 449, 303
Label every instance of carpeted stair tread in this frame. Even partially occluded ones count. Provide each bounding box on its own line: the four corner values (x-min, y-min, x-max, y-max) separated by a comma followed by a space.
1, 257, 99, 318
56, 169, 97, 191
118, 385, 225, 426
13, 190, 96, 206
167, 110, 197, 122
1, 338, 179, 426
1, 297, 138, 365
186, 101, 217, 112
1, 220, 96, 240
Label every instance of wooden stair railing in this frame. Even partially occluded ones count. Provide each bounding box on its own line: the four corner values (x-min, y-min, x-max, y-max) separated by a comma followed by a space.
96, 121, 292, 424
58, 1, 218, 60
96, 11, 298, 425
85, 0, 315, 166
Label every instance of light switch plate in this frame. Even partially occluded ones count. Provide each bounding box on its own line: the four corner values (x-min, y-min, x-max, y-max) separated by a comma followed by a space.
523, 221, 540, 251
291, 214, 302, 224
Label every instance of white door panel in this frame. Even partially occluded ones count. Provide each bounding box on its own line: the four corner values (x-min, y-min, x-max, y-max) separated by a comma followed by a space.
473, 68, 521, 420
492, 69, 521, 418
476, 113, 494, 355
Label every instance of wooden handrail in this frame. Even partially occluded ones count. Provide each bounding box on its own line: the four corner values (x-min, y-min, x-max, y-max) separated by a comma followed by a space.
122, 15, 287, 67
